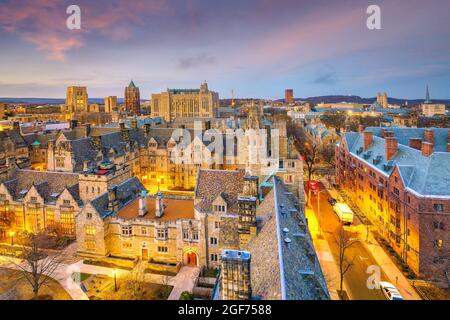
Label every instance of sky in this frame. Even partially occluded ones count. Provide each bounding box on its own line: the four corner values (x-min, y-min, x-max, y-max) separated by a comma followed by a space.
0, 0, 450, 100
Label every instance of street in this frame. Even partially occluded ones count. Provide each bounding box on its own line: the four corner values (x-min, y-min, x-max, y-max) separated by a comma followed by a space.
310, 182, 387, 300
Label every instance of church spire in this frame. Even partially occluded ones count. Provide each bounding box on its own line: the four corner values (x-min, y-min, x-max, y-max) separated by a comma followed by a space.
425, 84, 431, 104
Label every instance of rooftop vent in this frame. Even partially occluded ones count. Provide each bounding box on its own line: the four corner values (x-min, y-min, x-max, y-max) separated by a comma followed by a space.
383, 160, 395, 172
284, 237, 291, 246
293, 232, 305, 238
373, 155, 383, 165
298, 268, 315, 275
363, 150, 373, 159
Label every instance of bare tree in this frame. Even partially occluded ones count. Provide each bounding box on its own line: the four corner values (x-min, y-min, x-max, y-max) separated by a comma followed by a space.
122, 267, 147, 299
9, 232, 64, 300
320, 143, 336, 168
335, 225, 359, 292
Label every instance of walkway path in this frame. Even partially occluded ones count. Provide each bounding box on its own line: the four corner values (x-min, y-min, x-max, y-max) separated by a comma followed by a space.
305, 206, 348, 300
167, 266, 201, 300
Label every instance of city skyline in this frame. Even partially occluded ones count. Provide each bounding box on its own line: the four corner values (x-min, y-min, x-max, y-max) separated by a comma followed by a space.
1, 0, 450, 99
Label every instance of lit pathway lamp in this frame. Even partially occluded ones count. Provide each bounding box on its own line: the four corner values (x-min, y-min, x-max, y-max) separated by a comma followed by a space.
113, 269, 118, 292
9, 230, 15, 246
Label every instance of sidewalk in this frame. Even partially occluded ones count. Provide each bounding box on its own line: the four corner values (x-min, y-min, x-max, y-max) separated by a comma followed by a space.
167, 266, 200, 300
305, 206, 349, 300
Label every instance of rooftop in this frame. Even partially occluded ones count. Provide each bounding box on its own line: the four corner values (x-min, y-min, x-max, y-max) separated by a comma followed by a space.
117, 195, 195, 222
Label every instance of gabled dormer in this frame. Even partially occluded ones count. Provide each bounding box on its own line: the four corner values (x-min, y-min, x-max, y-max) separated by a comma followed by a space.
212, 193, 227, 214
148, 137, 158, 149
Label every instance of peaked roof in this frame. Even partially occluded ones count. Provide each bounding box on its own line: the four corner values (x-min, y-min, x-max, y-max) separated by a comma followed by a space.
342, 130, 450, 197
128, 80, 137, 88
245, 176, 330, 300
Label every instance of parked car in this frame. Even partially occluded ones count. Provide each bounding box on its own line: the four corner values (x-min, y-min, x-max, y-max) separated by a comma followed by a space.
379, 282, 404, 300
328, 198, 337, 206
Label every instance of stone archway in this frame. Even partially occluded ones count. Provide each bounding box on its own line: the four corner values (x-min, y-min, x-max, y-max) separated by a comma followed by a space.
184, 250, 198, 266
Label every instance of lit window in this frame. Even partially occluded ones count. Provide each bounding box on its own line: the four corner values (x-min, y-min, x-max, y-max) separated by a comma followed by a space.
434, 239, 443, 248
85, 225, 95, 235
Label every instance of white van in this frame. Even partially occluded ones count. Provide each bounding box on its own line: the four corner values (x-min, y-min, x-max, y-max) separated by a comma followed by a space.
333, 203, 354, 225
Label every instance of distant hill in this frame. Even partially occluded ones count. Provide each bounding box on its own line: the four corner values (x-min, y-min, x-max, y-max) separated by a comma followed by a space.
275, 95, 450, 105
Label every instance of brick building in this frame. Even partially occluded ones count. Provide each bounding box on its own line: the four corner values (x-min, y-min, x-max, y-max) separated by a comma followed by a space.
336, 127, 450, 283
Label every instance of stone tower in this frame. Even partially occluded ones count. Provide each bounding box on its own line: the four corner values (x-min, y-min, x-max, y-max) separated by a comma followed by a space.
220, 250, 252, 300
124, 80, 140, 115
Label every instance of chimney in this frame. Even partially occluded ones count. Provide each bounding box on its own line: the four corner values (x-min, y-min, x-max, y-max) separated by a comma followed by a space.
119, 121, 129, 141
447, 143, 450, 153
424, 129, 434, 144
131, 117, 138, 129
409, 138, 422, 150
421, 141, 434, 157
92, 135, 101, 150
83, 160, 89, 172
358, 125, 364, 133
155, 192, 164, 218
138, 191, 148, 217
70, 119, 78, 129
108, 186, 119, 214
363, 131, 373, 151
144, 123, 151, 137
385, 137, 398, 160
12, 121, 20, 133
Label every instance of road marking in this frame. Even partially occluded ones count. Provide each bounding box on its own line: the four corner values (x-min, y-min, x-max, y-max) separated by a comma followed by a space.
359, 256, 369, 261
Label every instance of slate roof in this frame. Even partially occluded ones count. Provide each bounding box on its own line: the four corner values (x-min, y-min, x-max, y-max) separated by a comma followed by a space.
245, 176, 330, 300
1, 169, 81, 204
90, 176, 145, 219
366, 127, 449, 152
342, 129, 450, 197
194, 169, 245, 213
0, 130, 27, 149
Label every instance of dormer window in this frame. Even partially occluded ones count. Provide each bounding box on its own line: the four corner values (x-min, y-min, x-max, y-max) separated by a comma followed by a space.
63, 199, 71, 205
214, 205, 226, 212
30, 196, 37, 202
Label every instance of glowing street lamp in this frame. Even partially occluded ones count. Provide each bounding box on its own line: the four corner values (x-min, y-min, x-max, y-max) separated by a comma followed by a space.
9, 230, 15, 246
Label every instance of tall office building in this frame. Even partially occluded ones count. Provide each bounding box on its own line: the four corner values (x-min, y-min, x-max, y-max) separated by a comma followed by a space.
221, 250, 252, 300
66, 86, 88, 114
285, 89, 294, 104
150, 82, 219, 121
124, 80, 141, 115
104, 96, 117, 113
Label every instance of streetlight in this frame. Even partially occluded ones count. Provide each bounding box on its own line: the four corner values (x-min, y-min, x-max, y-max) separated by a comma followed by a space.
113, 269, 118, 292
317, 189, 328, 238
9, 230, 15, 246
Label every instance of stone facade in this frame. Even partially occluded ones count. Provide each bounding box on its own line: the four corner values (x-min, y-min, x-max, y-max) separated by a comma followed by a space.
150, 82, 219, 121
65, 86, 88, 114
